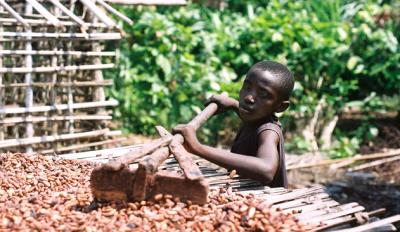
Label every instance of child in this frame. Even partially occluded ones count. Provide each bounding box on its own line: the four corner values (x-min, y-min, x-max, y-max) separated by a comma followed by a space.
173, 61, 294, 188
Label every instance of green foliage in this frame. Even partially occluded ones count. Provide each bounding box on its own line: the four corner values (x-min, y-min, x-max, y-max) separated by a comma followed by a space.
107, 0, 400, 153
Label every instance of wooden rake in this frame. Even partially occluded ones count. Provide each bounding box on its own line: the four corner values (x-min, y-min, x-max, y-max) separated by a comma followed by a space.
90, 100, 222, 204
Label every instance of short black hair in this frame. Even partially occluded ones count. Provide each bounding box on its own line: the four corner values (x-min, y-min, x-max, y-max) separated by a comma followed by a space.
251, 60, 294, 101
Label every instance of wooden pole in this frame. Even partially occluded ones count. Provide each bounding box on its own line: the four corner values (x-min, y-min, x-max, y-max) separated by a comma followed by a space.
80, 0, 117, 27
40, 137, 126, 154
0, 80, 113, 88
0, 129, 110, 148
104, 0, 187, 5
25, 1, 34, 154
0, 50, 116, 56
0, 31, 121, 40
96, 0, 133, 25
0, 114, 112, 125
0, 0, 30, 27
0, 17, 109, 28
0, 99, 118, 114
0, 63, 115, 73
0, 115, 112, 124
26, 0, 61, 27
50, 4, 60, 153
66, 27, 75, 151
0, 4, 3, 141
49, 0, 87, 30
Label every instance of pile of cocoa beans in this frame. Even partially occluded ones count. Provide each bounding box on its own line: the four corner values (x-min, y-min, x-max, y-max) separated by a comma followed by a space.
0, 153, 314, 231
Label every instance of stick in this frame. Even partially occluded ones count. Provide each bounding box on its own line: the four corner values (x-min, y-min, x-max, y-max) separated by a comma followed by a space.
80, 0, 117, 27
334, 214, 400, 232
287, 149, 400, 170
313, 208, 386, 231
104, 0, 187, 4
0, 63, 114, 73
0, 115, 112, 125
0, 17, 108, 28
0, 129, 110, 148
26, 0, 61, 26
49, 0, 86, 29
0, 0, 30, 27
0, 80, 113, 88
301, 206, 365, 224
24, 1, 34, 154
0, 50, 115, 56
40, 137, 126, 155
257, 186, 324, 207
0, 99, 118, 114
348, 155, 400, 172
0, 32, 121, 40
96, 0, 133, 25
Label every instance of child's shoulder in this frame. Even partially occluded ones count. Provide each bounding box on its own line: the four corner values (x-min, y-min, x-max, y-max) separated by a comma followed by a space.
256, 120, 282, 137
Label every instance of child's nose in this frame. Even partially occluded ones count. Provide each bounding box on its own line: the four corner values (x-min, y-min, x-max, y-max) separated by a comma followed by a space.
244, 94, 255, 104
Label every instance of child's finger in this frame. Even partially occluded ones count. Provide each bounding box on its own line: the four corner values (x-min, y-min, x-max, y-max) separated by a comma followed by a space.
204, 95, 215, 106
172, 124, 185, 134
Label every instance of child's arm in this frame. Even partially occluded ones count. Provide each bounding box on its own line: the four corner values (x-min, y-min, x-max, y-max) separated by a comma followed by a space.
173, 124, 279, 183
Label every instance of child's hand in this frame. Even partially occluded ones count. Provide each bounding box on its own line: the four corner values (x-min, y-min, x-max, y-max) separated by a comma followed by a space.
172, 124, 201, 153
205, 94, 238, 114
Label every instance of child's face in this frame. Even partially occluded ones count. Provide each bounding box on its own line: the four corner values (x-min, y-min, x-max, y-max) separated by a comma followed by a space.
238, 68, 284, 123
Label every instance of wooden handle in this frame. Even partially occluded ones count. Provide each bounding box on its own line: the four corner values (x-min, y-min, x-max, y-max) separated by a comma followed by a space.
108, 93, 227, 166
187, 92, 227, 130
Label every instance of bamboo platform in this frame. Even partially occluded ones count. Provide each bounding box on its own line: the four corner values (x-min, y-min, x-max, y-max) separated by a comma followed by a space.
58, 145, 400, 231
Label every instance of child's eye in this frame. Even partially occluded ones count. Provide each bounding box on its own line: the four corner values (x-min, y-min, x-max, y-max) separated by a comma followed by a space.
260, 91, 269, 98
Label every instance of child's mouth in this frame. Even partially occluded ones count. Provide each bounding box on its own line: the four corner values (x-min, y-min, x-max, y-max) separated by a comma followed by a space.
239, 105, 253, 114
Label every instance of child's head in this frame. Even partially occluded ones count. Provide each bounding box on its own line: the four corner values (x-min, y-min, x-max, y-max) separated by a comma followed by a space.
238, 60, 294, 123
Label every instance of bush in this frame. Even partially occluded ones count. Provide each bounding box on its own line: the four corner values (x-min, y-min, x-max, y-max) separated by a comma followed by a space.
107, 0, 400, 154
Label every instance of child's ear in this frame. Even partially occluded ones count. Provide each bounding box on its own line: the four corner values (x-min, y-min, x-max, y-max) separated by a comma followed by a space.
276, 101, 289, 113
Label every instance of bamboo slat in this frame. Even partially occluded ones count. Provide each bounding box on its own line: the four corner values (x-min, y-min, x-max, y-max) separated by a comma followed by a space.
0, 129, 110, 148
80, 0, 116, 27
0, 50, 115, 56
0, 80, 113, 88
26, 0, 61, 26
334, 214, 400, 232
0, 99, 118, 114
0, 115, 112, 125
60, 144, 142, 160
96, 0, 133, 25
0, 32, 121, 40
40, 137, 126, 154
0, 18, 108, 28
49, 0, 86, 29
0, 0, 29, 27
24, 1, 34, 153
104, 0, 186, 5
0, 63, 114, 73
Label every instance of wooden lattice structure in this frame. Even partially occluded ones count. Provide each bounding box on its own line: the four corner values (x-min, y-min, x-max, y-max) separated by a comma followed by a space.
0, 0, 135, 154
0, 0, 187, 155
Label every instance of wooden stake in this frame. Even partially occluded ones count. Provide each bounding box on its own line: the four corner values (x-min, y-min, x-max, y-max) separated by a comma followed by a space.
24, 1, 34, 154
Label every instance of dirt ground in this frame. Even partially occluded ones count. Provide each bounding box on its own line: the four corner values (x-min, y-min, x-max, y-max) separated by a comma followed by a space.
288, 124, 400, 226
